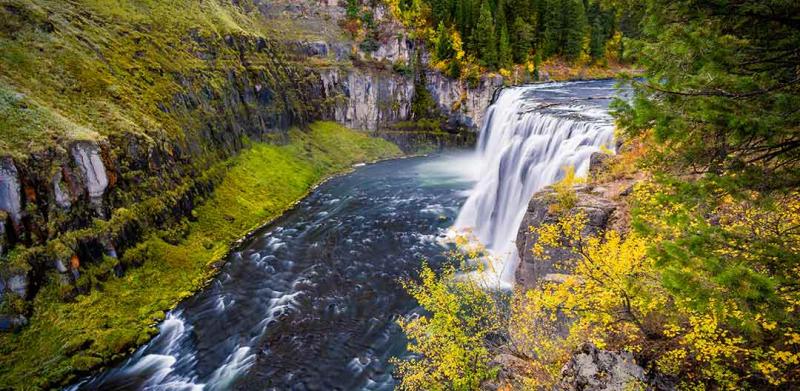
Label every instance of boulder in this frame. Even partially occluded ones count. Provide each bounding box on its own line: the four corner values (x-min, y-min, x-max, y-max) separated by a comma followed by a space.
0, 314, 28, 332
483, 353, 533, 390
52, 169, 72, 209
6, 273, 29, 299
557, 344, 650, 391
589, 152, 612, 179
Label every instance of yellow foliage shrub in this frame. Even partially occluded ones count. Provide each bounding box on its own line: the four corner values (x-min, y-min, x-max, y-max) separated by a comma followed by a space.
393, 264, 500, 390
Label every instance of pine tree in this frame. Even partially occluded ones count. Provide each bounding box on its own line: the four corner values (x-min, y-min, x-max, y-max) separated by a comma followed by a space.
511, 16, 533, 63
346, 0, 360, 19
430, 0, 452, 24
538, 0, 560, 57
474, 1, 497, 68
411, 52, 437, 119
498, 23, 513, 69
454, 0, 467, 39
561, 0, 587, 60
587, 1, 607, 60
494, 0, 507, 49
435, 21, 455, 60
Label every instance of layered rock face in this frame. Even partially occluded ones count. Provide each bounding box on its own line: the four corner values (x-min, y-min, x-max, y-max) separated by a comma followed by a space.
277, 1, 503, 132
0, 35, 322, 326
316, 67, 500, 132
514, 185, 619, 290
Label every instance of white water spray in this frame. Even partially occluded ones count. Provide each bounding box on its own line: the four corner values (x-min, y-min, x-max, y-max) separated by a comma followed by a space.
454, 83, 616, 287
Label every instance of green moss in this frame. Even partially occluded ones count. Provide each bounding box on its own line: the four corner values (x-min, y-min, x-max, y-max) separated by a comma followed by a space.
0, 121, 401, 389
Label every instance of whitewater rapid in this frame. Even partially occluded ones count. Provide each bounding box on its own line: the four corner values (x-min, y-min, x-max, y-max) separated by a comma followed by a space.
453, 81, 618, 287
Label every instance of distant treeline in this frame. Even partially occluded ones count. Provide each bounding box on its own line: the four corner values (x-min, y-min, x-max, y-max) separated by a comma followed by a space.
396, 0, 640, 70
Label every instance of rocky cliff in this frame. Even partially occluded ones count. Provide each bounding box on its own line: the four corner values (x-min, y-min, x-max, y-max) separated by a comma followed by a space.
506, 152, 672, 390
281, 0, 502, 133
514, 183, 620, 291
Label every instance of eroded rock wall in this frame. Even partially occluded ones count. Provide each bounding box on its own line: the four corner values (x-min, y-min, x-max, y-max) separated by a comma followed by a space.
275, 1, 503, 132
514, 184, 618, 290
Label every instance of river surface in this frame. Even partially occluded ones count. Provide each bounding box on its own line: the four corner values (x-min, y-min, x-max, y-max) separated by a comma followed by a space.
71, 154, 480, 391
71, 79, 622, 391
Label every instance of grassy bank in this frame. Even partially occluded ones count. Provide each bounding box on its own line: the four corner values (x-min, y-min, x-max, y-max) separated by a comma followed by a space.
0, 121, 401, 389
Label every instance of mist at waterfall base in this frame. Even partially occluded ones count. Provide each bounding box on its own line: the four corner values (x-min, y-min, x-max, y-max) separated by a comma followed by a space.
453, 79, 621, 288
69, 155, 477, 391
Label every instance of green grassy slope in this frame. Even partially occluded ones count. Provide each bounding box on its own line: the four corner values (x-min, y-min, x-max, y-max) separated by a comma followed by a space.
0, 121, 401, 389
0, 0, 295, 157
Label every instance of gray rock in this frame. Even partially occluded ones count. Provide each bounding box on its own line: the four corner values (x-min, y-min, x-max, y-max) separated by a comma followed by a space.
427, 71, 503, 132
7, 274, 28, 299
558, 344, 650, 391
71, 142, 108, 202
54, 259, 68, 273
589, 152, 612, 179
515, 186, 617, 290
484, 353, 532, 390
0, 158, 22, 225
0, 314, 28, 332
319, 66, 502, 132
370, 34, 411, 63
307, 40, 329, 57
330, 42, 351, 61
52, 170, 72, 209
0, 216, 6, 255
320, 68, 414, 131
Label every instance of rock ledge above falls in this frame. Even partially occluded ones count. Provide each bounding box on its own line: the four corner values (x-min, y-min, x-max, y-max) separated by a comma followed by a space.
504, 152, 675, 390
514, 184, 620, 291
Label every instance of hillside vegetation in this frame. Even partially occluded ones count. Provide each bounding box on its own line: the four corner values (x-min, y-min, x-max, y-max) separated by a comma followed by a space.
0, 122, 400, 389
0, 0, 336, 155
0, 1, 403, 387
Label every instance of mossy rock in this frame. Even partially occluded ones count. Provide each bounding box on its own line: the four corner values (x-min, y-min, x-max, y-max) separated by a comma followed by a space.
69, 355, 104, 372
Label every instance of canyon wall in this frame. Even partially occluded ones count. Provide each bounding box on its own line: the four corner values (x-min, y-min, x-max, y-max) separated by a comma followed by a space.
0, 1, 501, 327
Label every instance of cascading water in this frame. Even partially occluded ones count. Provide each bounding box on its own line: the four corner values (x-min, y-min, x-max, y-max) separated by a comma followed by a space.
454, 81, 618, 287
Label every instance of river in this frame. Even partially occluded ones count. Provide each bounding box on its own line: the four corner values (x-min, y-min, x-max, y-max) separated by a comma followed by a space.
70, 154, 479, 390
70, 79, 620, 390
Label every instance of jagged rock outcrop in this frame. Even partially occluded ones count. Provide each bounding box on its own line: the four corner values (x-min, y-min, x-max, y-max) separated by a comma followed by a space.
557, 344, 648, 391
0, 32, 326, 318
269, 0, 503, 132
505, 152, 665, 391
71, 142, 109, 210
515, 185, 618, 290
428, 71, 502, 131
320, 68, 415, 131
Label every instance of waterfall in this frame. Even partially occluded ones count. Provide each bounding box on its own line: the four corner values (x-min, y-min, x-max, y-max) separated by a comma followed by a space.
454, 83, 616, 287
